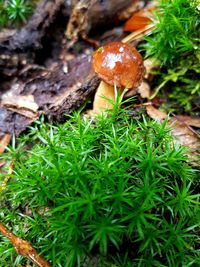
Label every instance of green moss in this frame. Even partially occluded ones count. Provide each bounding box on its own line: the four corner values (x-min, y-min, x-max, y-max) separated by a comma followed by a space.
143, 0, 200, 113
0, 0, 34, 28
145, 0, 199, 66
0, 106, 199, 266
150, 56, 200, 113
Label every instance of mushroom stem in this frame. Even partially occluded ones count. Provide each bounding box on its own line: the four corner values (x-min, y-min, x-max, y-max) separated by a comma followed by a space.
93, 81, 116, 114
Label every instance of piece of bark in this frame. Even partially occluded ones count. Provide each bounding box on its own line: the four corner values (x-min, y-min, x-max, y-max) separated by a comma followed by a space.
88, 0, 135, 32
0, 0, 67, 77
22, 56, 99, 121
0, 0, 66, 51
0, 54, 99, 134
1, 95, 39, 119
0, 108, 37, 135
66, 0, 135, 43
0, 0, 137, 75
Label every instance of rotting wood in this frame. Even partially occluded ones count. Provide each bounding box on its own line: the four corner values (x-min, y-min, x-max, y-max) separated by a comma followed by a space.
0, 0, 135, 76
0, 0, 148, 136
0, 0, 66, 51
0, 0, 66, 77
0, 54, 99, 134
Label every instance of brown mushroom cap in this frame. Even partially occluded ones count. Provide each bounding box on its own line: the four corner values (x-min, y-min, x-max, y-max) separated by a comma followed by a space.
93, 42, 144, 89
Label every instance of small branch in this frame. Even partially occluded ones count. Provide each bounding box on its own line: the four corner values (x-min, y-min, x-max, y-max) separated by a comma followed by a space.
122, 24, 155, 44
0, 223, 51, 267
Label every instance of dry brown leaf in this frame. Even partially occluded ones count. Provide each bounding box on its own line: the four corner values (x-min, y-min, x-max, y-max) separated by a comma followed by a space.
170, 120, 199, 153
137, 80, 150, 98
143, 58, 158, 80
124, 6, 154, 32
175, 115, 200, 128
146, 106, 200, 162
146, 105, 167, 120
0, 161, 5, 168
125, 81, 150, 98
0, 134, 11, 154
0, 134, 11, 171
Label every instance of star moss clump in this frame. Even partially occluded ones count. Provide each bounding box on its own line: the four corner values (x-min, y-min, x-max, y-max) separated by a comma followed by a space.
144, 0, 200, 113
0, 107, 199, 267
0, 0, 33, 27
145, 0, 199, 66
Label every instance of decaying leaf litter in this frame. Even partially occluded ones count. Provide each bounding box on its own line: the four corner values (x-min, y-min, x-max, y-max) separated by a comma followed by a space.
0, 0, 199, 266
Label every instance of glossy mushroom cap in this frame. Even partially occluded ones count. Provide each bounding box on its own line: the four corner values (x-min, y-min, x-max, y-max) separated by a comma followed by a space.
93, 42, 144, 89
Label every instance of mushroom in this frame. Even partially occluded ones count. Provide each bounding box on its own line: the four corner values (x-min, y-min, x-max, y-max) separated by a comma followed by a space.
92, 41, 144, 114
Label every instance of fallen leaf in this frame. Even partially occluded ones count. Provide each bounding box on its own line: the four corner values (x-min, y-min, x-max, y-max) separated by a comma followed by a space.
125, 81, 150, 98
0, 134, 11, 154
0, 134, 11, 170
146, 106, 200, 163
175, 115, 200, 128
146, 105, 167, 121
143, 58, 159, 80
124, 9, 153, 31
124, 2, 156, 32
170, 120, 199, 153
137, 81, 150, 98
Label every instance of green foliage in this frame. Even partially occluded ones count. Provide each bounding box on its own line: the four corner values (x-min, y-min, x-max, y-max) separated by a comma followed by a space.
144, 0, 200, 113
6, 0, 32, 23
0, 107, 199, 266
0, 2, 8, 26
0, 0, 33, 27
145, 0, 200, 66
151, 56, 200, 112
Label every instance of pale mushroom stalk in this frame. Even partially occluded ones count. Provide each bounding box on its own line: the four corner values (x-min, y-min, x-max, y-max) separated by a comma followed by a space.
93, 82, 123, 113
93, 81, 115, 113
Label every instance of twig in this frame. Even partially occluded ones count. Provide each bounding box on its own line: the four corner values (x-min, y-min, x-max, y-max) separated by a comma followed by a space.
0, 223, 51, 267
122, 24, 155, 44
133, 102, 153, 108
